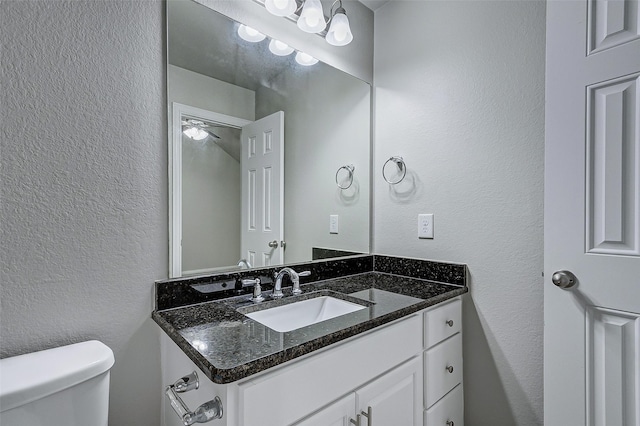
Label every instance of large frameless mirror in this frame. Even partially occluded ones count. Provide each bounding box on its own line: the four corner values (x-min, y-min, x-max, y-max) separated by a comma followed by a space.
168, 0, 371, 278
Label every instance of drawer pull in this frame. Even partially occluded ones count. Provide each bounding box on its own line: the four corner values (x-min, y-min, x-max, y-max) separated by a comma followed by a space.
361, 406, 372, 425
350, 414, 361, 426
446, 319, 454, 327
446, 421, 455, 426
446, 365, 454, 373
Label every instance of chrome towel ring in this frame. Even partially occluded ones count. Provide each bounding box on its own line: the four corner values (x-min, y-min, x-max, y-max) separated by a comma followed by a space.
336, 164, 355, 189
382, 156, 406, 184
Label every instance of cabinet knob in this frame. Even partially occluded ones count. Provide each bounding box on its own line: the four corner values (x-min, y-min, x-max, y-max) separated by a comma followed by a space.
446, 365, 454, 373
446, 421, 455, 426
446, 320, 454, 327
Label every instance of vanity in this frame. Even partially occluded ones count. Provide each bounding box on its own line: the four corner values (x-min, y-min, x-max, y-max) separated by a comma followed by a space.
154, 255, 467, 426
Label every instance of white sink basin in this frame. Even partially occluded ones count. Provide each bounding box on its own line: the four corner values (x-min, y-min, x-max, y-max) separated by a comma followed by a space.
245, 296, 367, 332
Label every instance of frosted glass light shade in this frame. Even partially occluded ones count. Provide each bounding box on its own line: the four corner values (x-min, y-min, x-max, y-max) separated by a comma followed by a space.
183, 127, 208, 140
269, 39, 295, 56
237, 25, 266, 42
265, 0, 297, 17
297, 0, 326, 33
326, 11, 353, 46
295, 52, 318, 66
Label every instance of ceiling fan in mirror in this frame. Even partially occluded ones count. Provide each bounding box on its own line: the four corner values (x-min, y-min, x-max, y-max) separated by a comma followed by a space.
181, 118, 221, 141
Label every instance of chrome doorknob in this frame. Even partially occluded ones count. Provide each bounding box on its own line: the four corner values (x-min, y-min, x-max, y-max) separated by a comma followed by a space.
552, 270, 577, 289
268, 240, 278, 248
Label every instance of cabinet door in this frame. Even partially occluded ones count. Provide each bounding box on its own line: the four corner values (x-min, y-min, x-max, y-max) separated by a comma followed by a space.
356, 356, 422, 426
293, 393, 355, 426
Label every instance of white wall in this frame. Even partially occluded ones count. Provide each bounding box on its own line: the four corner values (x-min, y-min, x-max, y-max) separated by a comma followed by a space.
168, 65, 256, 121
374, 2, 545, 425
0, 1, 165, 425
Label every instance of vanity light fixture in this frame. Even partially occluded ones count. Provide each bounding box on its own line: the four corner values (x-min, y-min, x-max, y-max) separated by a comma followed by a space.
326, 0, 353, 46
269, 39, 295, 56
257, 0, 353, 47
265, 0, 297, 17
295, 51, 318, 66
297, 0, 326, 33
238, 24, 266, 42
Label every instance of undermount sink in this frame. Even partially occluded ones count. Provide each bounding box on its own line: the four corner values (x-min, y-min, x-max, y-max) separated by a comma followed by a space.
244, 296, 367, 332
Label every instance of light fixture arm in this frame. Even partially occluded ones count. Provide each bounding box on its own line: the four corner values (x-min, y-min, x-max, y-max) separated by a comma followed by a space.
328, 0, 344, 24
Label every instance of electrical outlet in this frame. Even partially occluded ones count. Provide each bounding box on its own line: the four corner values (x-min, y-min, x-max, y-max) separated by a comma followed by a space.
330, 215, 339, 234
418, 214, 434, 239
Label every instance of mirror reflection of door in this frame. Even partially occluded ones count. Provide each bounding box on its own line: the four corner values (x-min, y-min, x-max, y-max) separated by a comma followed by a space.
241, 111, 285, 268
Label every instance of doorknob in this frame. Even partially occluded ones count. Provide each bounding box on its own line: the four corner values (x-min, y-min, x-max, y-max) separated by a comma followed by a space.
552, 270, 577, 289
268, 240, 278, 248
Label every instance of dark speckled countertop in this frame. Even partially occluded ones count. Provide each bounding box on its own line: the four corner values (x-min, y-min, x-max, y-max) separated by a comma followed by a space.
153, 271, 467, 384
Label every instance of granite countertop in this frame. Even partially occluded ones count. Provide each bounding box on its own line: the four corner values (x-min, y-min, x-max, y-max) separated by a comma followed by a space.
153, 271, 467, 384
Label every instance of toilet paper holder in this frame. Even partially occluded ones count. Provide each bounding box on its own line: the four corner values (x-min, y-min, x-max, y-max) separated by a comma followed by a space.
165, 371, 223, 425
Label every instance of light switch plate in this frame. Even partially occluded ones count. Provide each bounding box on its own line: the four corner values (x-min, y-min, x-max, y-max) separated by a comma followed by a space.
418, 214, 434, 239
330, 215, 339, 234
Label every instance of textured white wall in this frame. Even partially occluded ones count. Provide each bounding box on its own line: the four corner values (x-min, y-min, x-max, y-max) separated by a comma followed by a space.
0, 1, 166, 425
374, 2, 545, 425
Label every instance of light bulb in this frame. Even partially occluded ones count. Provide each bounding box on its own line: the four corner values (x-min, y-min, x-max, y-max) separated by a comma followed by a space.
297, 0, 326, 33
295, 52, 318, 66
237, 24, 266, 42
326, 10, 353, 46
265, 0, 296, 17
269, 39, 294, 56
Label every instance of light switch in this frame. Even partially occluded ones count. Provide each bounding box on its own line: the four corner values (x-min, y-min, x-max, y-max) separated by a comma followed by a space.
330, 215, 339, 234
418, 214, 434, 239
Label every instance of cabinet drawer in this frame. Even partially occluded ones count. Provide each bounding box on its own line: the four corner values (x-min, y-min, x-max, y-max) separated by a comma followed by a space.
424, 298, 461, 349
425, 384, 463, 426
424, 333, 462, 408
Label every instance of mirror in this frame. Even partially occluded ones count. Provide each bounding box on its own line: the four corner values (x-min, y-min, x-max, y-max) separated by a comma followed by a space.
168, 0, 371, 277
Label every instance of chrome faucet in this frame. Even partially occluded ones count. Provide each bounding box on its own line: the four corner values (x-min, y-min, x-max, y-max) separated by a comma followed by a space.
237, 259, 252, 269
272, 268, 311, 298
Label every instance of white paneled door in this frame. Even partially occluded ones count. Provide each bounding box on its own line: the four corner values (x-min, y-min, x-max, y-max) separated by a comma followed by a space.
241, 111, 284, 268
545, 1, 640, 425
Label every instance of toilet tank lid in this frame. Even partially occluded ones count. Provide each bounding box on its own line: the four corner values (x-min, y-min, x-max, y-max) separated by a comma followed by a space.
0, 340, 114, 412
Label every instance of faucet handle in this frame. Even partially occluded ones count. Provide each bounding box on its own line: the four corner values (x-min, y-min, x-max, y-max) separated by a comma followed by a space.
241, 278, 260, 288
250, 279, 264, 303
291, 271, 310, 295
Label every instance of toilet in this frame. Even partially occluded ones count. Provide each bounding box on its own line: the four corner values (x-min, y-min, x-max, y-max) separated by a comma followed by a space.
0, 340, 115, 426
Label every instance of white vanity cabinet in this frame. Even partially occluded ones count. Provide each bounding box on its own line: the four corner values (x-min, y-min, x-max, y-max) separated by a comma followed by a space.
295, 356, 422, 426
160, 296, 463, 426
423, 298, 463, 426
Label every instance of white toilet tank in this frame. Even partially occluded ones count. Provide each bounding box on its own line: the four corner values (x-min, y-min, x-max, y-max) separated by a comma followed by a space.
0, 340, 115, 426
